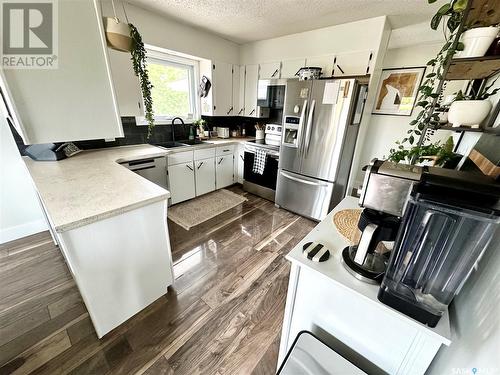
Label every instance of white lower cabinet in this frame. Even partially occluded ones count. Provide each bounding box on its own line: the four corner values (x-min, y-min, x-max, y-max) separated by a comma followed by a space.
235, 144, 245, 184
216, 155, 234, 189
168, 162, 196, 204
195, 158, 216, 196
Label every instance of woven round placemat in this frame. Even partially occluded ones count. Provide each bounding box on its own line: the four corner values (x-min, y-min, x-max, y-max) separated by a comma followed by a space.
332, 209, 362, 244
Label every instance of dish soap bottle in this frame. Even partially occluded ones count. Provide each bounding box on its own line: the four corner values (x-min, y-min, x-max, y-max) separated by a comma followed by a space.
189, 125, 195, 140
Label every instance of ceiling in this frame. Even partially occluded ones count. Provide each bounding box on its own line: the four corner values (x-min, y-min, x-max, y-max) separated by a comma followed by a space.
126, 0, 446, 44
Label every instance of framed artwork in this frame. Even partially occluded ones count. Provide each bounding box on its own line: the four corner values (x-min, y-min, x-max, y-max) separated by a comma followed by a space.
372, 67, 426, 116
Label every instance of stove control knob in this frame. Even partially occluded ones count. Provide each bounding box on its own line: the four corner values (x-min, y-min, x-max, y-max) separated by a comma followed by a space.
271, 126, 275, 130
278, 127, 282, 132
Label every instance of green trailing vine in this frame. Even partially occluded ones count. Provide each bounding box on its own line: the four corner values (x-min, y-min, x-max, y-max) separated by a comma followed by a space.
129, 23, 155, 139
388, 0, 468, 165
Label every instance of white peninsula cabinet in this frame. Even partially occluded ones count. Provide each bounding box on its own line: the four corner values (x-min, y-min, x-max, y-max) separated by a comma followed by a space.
278, 197, 451, 375
1, 0, 122, 144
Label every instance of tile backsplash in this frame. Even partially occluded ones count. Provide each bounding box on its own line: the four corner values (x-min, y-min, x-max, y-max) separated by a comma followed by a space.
11, 116, 260, 154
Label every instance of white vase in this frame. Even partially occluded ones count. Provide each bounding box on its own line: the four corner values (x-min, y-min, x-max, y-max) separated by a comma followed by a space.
448, 100, 492, 128
104, 17, 132, 52
455, 26, 499, 58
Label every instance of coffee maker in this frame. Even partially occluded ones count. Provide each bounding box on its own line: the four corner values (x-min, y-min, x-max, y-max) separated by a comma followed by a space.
342, 159, 423, 283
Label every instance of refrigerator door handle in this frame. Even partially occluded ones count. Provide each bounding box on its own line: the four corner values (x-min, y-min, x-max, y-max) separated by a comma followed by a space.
297, 99, 308, 157
280, 170, 329, 187
304, 99, 315, 156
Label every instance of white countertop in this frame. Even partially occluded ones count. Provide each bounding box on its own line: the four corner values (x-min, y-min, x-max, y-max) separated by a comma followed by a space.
286, 196, 451, 345
25, 138, 253, 233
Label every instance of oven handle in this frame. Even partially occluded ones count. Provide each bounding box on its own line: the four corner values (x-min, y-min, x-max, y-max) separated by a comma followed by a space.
244, 148, 279, 158
280, 171, 329, 187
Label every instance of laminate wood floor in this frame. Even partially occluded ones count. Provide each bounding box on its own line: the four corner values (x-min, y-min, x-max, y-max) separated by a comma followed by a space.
0, 186, 315, 374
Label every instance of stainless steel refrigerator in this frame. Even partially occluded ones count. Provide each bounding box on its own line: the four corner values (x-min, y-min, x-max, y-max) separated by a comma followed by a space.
276, 78, 367, 221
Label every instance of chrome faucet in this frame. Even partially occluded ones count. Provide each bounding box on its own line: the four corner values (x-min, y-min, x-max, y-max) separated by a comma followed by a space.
171, 117, 184, 142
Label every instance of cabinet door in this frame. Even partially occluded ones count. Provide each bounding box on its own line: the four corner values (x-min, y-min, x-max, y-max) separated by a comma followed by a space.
305, 55, 335, 78
333, 50, 373, 77
235, 145, 245, 184
108, 49, 143, 116
237, 66, 246, 116
2, 0, 122, 144
244, 64, 259, 117
200, 59, 214, 116
213, 61, 233, 116
195, 158, 216, 196
281, 58, 306, 79
168, 162, 196, 204
259, 62, 281, 79
232, 65, 240, 117
216, 155, 234, 189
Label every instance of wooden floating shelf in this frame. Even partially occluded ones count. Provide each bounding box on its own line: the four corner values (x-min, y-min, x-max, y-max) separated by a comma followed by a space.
466, 0, 500, 28
445, 56, 500, 80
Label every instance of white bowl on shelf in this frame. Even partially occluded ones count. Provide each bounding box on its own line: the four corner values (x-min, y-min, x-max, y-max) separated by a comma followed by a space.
448, 100, 492, 128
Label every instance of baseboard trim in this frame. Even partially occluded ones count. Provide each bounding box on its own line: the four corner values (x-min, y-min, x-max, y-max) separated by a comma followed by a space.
0, 219, 48, 244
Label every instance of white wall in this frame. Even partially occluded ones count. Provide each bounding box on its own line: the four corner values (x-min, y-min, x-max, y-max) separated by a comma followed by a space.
353, 42, 456, 185
0, 117, 47, 243
427, 228, 500, 375
101, 1, 240, 64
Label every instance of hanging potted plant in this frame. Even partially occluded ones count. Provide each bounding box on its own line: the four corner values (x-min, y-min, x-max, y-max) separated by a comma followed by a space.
103, 0, 155, 138
103, 0, 132, 52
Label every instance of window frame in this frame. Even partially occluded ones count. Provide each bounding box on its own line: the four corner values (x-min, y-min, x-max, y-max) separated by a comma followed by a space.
135, 48, 200, 126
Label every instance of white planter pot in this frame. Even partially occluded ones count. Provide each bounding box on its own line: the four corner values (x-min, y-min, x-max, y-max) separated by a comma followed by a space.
455, 26, 499, 58
104, 17, 132, 52
448, 100, 492, 128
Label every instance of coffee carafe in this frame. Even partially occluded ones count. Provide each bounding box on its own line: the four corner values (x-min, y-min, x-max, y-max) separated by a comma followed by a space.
342, 209, 400, 283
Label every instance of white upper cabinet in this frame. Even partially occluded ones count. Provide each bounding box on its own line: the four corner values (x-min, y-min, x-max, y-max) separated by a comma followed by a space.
244, 64, 259, 117
305, 55, 335, 78
333, 50, 373, 77
108, 48, 143, 117
1, 0, 122, 144
200, 59, 214, 116
281, 58, 306, 79
237, 66, 246, 116
259, 62, 281, 79
232, 65, 240, 117
213, 61, 234, 116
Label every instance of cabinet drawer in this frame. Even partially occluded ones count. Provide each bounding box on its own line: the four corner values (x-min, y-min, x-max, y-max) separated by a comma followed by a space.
216, 145, 235, 156
194, 147, 216, 160
168, 151, 193, 166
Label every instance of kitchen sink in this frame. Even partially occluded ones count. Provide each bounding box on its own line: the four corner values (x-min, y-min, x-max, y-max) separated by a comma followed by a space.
153, 140, 209, 149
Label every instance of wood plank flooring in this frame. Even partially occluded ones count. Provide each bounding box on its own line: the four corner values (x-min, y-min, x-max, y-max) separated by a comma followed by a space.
0, 186, 315, 374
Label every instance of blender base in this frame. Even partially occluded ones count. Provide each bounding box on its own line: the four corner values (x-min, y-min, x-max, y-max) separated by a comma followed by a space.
378, 285, 441, 327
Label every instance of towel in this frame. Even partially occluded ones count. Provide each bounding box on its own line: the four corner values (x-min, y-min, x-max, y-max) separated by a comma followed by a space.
252, 149, 267, 175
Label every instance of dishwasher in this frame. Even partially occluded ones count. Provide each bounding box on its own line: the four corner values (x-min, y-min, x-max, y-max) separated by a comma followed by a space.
121, 156, 168, 189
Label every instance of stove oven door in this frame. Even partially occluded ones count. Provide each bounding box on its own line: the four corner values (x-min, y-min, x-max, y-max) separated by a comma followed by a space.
243, 149, 279, 191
